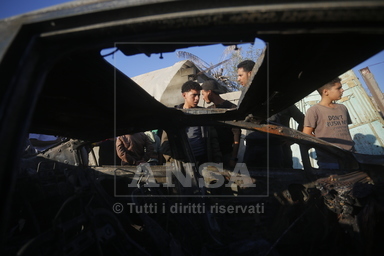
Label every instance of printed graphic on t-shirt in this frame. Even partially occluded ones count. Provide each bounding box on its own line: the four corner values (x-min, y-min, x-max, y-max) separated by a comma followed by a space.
326, 115, 349, 127
325, 115, 350, 138
304, 104, 354, 151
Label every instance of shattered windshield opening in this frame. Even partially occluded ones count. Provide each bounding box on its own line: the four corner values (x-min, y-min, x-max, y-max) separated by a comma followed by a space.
101, 39, 266, 109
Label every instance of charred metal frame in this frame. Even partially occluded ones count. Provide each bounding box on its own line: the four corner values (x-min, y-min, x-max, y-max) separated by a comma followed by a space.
1, 0, 384, 255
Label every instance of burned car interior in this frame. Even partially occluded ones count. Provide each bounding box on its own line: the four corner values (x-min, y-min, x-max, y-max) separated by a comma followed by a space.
1, 0, 384, 255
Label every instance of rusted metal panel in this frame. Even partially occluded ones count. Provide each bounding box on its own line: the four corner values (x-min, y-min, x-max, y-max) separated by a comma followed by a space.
339, 70, 384, 155
352, 120, 384, 155
360, 67, 384, 115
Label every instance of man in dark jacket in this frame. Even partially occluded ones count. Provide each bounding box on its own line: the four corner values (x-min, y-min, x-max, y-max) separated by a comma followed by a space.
268, 105, 305, 168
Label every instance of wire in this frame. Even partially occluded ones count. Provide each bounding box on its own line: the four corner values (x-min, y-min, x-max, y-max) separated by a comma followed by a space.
367, 61, 384, 68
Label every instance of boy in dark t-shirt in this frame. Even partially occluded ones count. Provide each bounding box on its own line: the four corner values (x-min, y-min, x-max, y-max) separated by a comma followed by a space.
161, 80, 222, 166
201, 79, 241, 169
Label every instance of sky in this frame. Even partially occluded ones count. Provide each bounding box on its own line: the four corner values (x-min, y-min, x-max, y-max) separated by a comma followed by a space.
1, 0, 383, 94
101, 41, 264, 78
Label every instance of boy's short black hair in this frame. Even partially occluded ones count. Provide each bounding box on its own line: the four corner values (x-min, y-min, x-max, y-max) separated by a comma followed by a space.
181, 80, 202, 93
201, 79, 222, 94
237, 60, 255, 72
317, 77, 342, 95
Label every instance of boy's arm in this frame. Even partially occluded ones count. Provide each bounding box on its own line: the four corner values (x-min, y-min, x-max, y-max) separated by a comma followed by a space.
303, 126, 315, 137
303, 106, 316, 136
